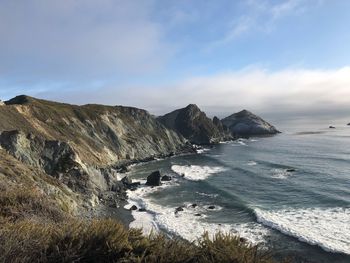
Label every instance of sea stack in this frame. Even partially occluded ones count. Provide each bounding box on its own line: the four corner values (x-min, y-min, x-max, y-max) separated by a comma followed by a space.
221, 109, 280, 136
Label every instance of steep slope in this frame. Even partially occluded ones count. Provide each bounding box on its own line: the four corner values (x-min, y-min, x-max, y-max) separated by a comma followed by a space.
157, 104, 232, 144
0, 95, 191, 206
0, 95, 188, 166
221, 110, 279, 136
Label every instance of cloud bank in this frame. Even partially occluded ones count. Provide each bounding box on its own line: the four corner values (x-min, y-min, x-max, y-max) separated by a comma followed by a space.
39, 66, 350, 120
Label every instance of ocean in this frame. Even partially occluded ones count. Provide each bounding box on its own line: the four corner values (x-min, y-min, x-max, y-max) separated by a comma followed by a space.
125, 122, 350, 262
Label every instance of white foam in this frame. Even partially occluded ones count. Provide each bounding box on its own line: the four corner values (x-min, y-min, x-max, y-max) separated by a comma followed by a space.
255, 207, 350, 255
196, 148, 210, 154
127, 182, 269, 244
271, 168, 291, 179
171, 165, 227, 181
246, 161, 258, 166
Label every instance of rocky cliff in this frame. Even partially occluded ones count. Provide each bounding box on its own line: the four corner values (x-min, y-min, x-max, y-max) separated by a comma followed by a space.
157, 104, 232, 144
221, 110, 280, 136
0, 95, 191, 208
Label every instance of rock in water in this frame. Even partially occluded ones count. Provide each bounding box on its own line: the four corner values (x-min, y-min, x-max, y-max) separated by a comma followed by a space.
146, 171, 162, 186
329, 126, 336, 129
221, 109, 279, 136
158, 104, 232, 144
161, 175, 172, 181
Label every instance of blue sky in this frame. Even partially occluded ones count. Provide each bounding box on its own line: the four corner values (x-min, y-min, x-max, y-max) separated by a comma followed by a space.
0, 0, 350, 119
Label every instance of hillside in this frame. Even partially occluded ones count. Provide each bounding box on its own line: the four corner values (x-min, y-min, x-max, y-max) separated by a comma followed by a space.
157, 104, 232, 144
0, 95, 191, 207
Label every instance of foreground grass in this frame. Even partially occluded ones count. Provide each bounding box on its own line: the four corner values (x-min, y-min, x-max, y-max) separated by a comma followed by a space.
0, 184, 277, 263
0, 219, 276, 263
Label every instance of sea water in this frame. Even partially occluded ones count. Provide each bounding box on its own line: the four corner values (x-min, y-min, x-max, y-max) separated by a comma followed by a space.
125, 122, 350, 262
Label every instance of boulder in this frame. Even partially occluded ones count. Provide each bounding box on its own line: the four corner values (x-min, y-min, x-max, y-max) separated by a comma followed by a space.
190, 203, 198, 208
146, 171, 162, 186
175, 206, 184, 213
161, 175, 172, 181
207, 205, 215, 210
329, 126, 336, 129
130, 205, 138, 211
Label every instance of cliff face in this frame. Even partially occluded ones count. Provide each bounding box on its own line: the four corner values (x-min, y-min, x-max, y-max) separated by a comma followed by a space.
221, 110, 280, 136
1, 95, 188, 166
0, 95, 190, 207
157, 104, 232, 144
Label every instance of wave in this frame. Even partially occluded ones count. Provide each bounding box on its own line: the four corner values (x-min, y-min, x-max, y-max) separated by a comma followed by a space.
171, 164, 227, 181
270, 168, 294, 179
246, 161, 258, 166
126, 181, 269, 244
254, 207, 350, 255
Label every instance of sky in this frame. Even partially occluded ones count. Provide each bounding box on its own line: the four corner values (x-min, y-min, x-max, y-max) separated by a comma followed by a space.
0, 0, 350, 121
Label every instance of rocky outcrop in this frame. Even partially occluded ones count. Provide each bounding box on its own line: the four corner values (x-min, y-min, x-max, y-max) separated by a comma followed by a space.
221, 110, 279, 136
0, 130, 89, 193
158, 104, 232, 144
146, 171, 162, 186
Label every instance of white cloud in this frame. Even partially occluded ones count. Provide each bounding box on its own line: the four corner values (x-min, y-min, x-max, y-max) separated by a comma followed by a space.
0, 0, 171, 79
39, 66, 350, 120
212, 0, 321, 46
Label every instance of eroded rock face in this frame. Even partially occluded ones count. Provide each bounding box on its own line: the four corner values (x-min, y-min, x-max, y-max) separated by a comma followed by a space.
221, 110, 280, 136
0, 130, 89, 192
158, 104, 232, 144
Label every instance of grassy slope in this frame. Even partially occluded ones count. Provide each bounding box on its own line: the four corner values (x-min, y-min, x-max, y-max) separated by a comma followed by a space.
0, 95, 187, 166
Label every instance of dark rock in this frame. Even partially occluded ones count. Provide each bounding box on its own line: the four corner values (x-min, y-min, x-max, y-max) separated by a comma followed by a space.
194, 213, 201, 216
286, 168, 296, 172
161, 175, 172, 181
138, 208, 147, 212
130, 205, 138, 211
118, 165, 129, 173
221, 109, 279, 136
146, 171, 162, 186
121, 176, 132, 185
158, 104, 232, 145
175, 206, 184, 213
207, 205, 215, 210
111, 181, 125, 192
329, 126, 336, 129
239, 237, 247, 243
347, 123, 350, 126
190, 203, 198, 208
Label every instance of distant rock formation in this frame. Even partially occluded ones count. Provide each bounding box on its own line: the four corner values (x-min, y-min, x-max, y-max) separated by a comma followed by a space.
221, 110, 279, 136
158, 104, 232, 144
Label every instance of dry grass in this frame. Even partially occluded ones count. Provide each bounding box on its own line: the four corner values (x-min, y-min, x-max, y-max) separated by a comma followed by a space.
0, 219, 276, 263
